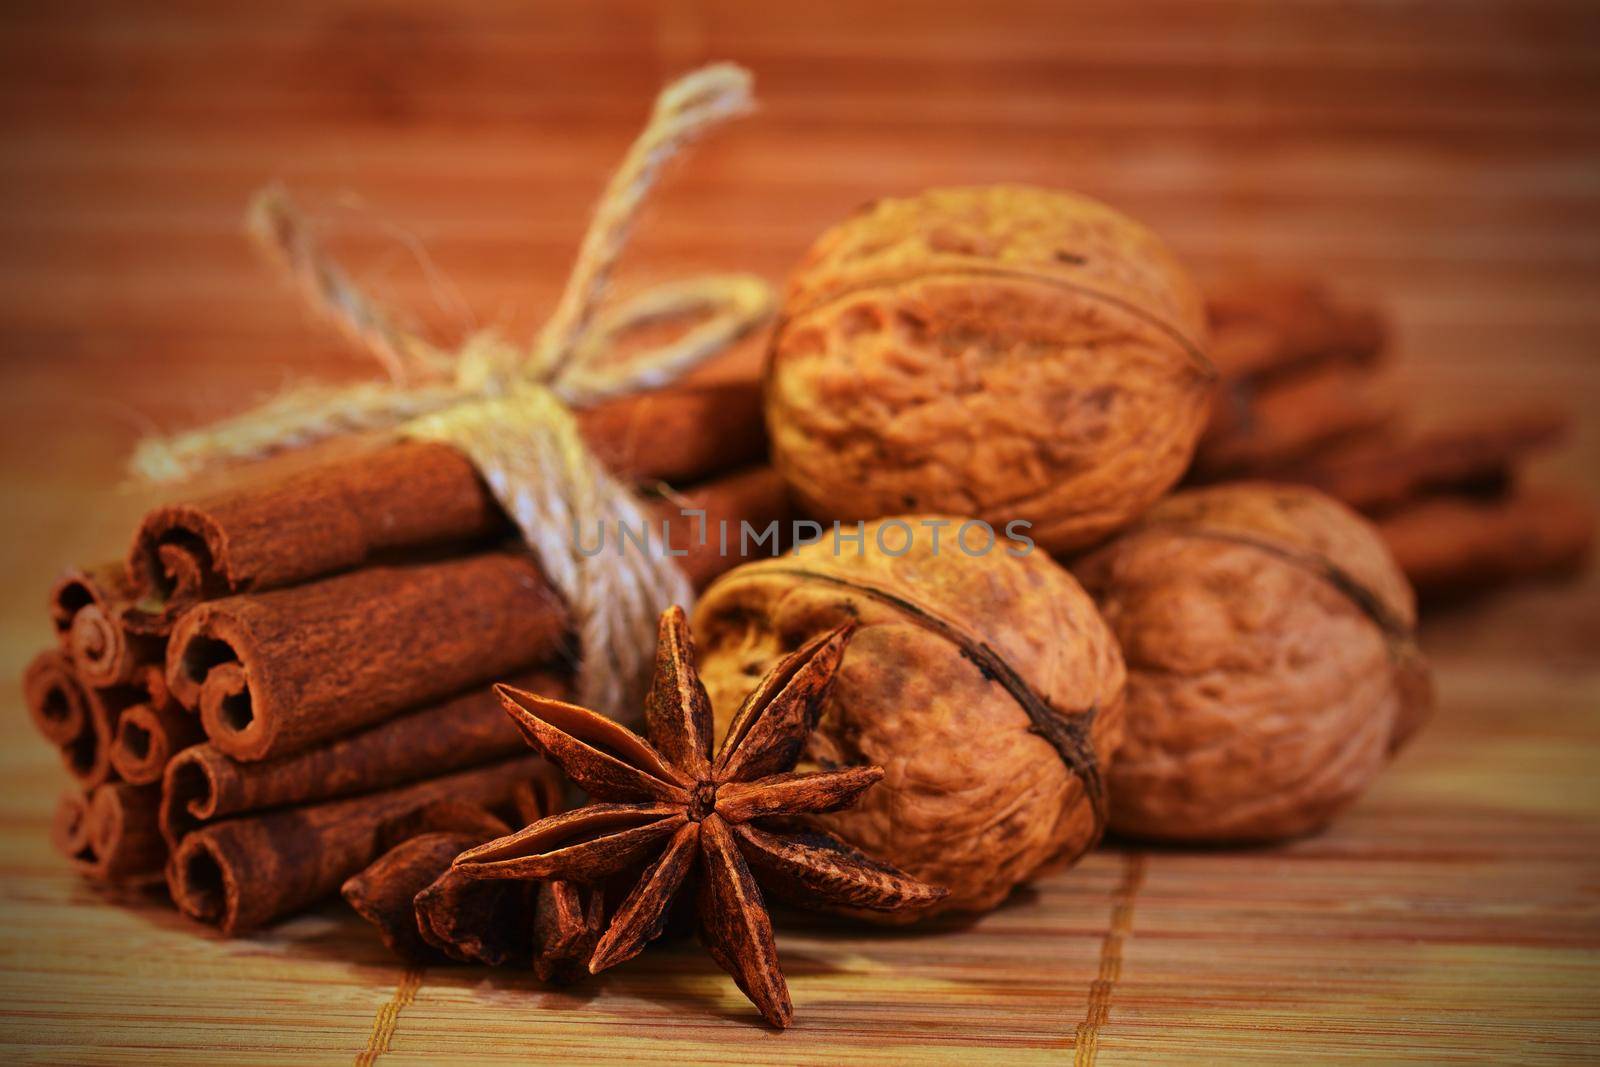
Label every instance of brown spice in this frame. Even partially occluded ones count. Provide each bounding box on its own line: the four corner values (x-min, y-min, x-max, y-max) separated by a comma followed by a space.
109, 664, 200, 786
166, 551, 569, 762
409, 782, 590, 972
345, 831, 493, 962
50, 562, 134, 641
1376, 488, 1595, 598
129, 380, 765, 608
412, 864, 540, 969
162, 466, 792, 763
1195, 360, 1397, 478
1274, 407, 1568, 515
50, 791, 93, 866
26, 648, 175, 790
692, 517, 1124, 917
23, 648, 89, 748
453, 607, 945, 1028
75, 783, 167, 883
50, 562, 168, 688
766, 184, 1213, 554
76, 679, 146, 790
160, 668, 568, 847
1203, 276, 1386, 382
168, 755, 547, 934
344, 797, 521, 963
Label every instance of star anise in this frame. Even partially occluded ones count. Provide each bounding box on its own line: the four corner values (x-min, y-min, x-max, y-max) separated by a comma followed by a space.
451, 605, 947, 1028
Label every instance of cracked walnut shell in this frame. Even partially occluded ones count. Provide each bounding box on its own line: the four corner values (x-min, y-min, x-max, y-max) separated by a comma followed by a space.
1073, 482, 1433, 844
766, 185, 1214, 554
690, 517, 1125, 918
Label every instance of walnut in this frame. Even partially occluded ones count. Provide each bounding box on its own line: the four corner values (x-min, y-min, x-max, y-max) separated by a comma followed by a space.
691, 517, 1125, 918
1073, 482, 1433, 843
765, 185, 1214, 554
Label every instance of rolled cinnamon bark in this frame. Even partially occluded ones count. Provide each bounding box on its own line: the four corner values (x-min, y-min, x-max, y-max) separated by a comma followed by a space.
51, 563, 167, 687
166, 552, 568, 762
69, 605, 166, 689
70, 687, 123, 790
72, 783, 166, 883
23, 648, 89, 747
1196, 361, 1397, 478
112, 698, 204, 786
1274, 407, 1567, 514
168, 755, 544, 934
165, 466, 792, 762
160, 668, 569, 847
1377, 488, 1595, 597
129, 380, 765, 607
25, 655, 139, 790
374, 800, 516, 852
1205, 277, 1387, 382
50, 791, 93, 864
50, 562, 133, 641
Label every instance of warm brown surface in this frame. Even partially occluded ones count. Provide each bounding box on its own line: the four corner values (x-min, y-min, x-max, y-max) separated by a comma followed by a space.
0, 1, 1597, 1062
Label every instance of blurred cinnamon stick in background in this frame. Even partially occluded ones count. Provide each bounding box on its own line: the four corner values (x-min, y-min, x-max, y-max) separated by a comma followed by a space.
1376, 489, 1594, 598
1191, 277, 1595, 601
71, 783, 166, 884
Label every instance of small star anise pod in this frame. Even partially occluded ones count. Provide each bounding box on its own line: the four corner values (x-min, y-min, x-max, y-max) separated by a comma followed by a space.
452, 605, 948, 1028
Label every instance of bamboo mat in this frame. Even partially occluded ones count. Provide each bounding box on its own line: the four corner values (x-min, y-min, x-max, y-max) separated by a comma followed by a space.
0, 1, 1597, 1062
0, 651, 1595, 1063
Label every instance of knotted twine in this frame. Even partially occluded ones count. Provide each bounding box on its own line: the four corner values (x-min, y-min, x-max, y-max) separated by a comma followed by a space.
128, 63, 775, 719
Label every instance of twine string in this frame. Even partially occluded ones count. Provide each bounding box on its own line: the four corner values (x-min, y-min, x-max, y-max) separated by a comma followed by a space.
129, 62, 773, 717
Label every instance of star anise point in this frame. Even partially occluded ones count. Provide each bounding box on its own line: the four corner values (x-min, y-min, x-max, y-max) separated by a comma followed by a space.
456, 607, 942, 1028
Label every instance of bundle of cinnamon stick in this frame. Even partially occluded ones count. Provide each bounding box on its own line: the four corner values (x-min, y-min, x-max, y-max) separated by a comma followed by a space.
1192, 277, 1595, 600
23, 377, 794, 942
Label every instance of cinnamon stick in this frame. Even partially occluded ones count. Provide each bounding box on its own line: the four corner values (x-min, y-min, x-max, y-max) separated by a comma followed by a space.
23, 648, 89, 747
75, 783, 166, 883
168, 755, 544, 934
1195, 361, 1397, 478
50, 562, 133, 642
1376, 488, 1595, 598
1272, 406, 1568, 514
165, 466, 792, 762
50, 791, 93, 865
111, 694, 204, 786
1205, 276, 1387, 382
129, 379, 765, 607
374, 800, 517, 852
159, 668, 569, 847
25, 652, 138, 790
51, 563, 167, 687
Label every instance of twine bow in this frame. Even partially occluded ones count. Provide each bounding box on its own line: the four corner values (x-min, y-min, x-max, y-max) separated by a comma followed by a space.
129, 63, 774, 718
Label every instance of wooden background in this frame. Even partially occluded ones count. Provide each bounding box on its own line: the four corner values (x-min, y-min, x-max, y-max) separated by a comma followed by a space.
0, 1, 1597, 1062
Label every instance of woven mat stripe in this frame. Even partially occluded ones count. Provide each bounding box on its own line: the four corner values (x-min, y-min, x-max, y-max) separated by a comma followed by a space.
1074, 852, 1147, 1065
356, 965, 425, 1067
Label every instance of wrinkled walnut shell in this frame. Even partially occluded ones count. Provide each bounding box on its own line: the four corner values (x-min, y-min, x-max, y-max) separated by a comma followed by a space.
692, 517, 1125, 918
766, 185, 1214, 554
1073, 482, 1433, 843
